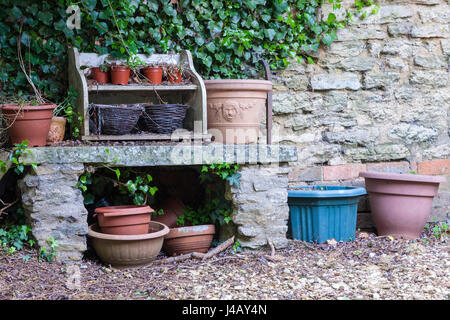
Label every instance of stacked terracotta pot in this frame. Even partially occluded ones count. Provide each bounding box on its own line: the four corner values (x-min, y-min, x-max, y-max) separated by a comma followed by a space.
88, 205, 169, 268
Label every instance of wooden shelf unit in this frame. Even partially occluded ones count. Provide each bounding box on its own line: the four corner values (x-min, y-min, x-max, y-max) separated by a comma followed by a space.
68, 47, 209, 141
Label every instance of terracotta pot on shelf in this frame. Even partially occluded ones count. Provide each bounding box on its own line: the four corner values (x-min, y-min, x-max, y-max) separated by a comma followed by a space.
95, 205, 153, 235
110, 65, 130, 85
90, 67, 109, 84
167, 71, 182, 83
1, 104, 56, 147
46, 116, 66, 144
142, 66, 163, 84
204, 79, 272, 144
153, 196, 186, 228
88, 221, 169, 268
163, 224, 215, 256
359, 171, 445, 239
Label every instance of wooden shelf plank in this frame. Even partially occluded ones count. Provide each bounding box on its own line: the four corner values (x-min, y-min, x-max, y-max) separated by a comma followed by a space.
81, 132, 211, 141
87, 84, 198, 92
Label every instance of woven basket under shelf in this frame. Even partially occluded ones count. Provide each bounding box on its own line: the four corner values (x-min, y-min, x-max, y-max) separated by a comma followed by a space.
142, 104, 190, 134
89, 104, 144, 135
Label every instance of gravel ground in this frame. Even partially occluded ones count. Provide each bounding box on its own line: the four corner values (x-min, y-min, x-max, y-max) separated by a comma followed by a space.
0, 227, 448, 300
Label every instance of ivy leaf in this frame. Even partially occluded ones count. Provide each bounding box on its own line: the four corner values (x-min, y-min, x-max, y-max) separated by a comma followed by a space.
264, 29, 276, 41
85, 0, 97, 11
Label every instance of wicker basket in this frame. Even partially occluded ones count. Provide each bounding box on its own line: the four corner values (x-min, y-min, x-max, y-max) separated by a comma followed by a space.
142, 104, 190, 134
89, 104, 144, 135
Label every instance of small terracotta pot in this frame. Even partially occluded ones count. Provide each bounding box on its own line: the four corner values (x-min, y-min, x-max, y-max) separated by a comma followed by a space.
91, 67, 109, 84
1, 104, 56, 147
110, 66, 130, 85
359, 171, 445, 239
46, 116, 66, 144
153, 196, 186, 228
88, 222, 169, 268
204, 79, 272, 144
167, 71, 182, 83
142, 67, 163, 84
163, 224, 215, 256
95, 205, 153, 235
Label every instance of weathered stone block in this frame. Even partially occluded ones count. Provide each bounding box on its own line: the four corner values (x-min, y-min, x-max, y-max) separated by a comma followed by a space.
387, 23, 413, 37
336, 27, 388, 41
354, 5, 414, 25
389, 123, 438, 144
409, 70, 448, 87
324, 127, 379, 146
419, 5, 450, 24
337, 57, 376, 71
325, 41, 366, 57
363, 72, 401, 89
441, 39, 450, 55
414, 54, 447, 69
344, 144, 410, 162
411, 24, 449, 38
310, 72, 361, 90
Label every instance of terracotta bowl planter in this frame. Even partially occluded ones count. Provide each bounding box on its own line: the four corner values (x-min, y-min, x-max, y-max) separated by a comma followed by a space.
46, 116, 66, 144
153, 196, 186, 228
95, 205, 153, 235
142, 66, 163, 84
91, 67, 109, 84
88, 222, 169, 268
163, 224, 215, 256
110, 66, 130, 85
204, 79, 272, 144
1, 104, 56, 147
359, 171, 445, 239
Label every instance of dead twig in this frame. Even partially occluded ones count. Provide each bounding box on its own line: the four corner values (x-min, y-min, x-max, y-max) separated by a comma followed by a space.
0, 197, 19, 216
263, 237, 280, 262
202, 236, 235, 261
154, 252, 205, 264
155, 236, 236, 264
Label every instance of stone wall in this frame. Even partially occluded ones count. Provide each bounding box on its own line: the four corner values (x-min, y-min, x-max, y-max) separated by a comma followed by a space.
17, 163, 88, 262
271, 0, 450, 220
226, 164, 290, 249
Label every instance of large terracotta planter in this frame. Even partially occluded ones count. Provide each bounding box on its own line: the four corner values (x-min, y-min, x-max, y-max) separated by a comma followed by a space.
153, 196, 186, 228
88, 221, 169, 268
359, 171, 445, 239
204, 79, 271, 144
163, 224, 215, 256
1, 104, 56, 147
46, 116, 66, 144
95, 205, 153, 235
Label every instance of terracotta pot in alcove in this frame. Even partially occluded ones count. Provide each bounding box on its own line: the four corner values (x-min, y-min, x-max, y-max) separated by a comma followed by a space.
163, 224, 215, 256
153, 196, 186, 228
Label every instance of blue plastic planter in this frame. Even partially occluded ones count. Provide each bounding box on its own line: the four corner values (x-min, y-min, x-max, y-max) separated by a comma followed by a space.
288, 186, 366, 243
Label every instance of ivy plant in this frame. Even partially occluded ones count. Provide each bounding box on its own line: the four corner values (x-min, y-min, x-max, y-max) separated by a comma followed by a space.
0, 0, 375, 103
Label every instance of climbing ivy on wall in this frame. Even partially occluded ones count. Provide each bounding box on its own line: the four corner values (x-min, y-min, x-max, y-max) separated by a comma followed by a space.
0, 0, 373, 102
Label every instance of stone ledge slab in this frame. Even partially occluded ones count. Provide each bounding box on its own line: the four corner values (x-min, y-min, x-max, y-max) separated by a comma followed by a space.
21, 145, 298, 166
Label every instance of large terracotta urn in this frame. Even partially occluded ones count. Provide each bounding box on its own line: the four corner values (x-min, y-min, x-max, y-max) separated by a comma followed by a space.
204, 79, 271, 144
359, 171, 445, 239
